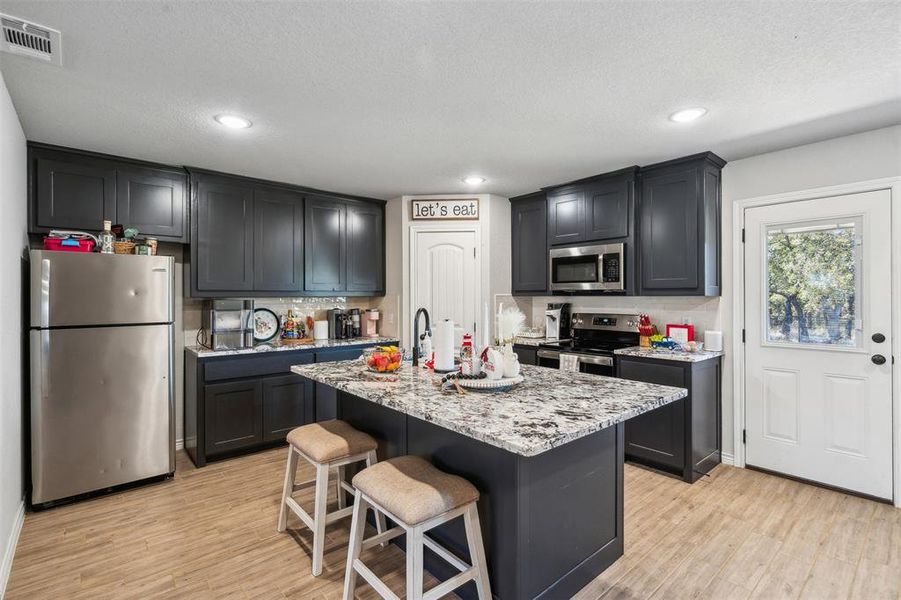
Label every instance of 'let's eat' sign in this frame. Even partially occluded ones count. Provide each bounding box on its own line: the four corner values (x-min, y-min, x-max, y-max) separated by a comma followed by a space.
411, 198, 480, 220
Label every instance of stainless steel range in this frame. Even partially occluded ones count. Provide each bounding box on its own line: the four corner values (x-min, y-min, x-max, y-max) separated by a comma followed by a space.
536, 312, 640, 376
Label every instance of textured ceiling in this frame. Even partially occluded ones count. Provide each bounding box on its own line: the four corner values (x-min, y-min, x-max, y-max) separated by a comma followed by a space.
1, 0, 899, 199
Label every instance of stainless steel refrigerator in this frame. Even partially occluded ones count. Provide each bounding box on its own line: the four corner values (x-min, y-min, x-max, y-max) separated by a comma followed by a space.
29, 250, 175, 507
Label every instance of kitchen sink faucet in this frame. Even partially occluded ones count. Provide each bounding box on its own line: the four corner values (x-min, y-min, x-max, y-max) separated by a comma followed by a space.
412, 307, 431, 367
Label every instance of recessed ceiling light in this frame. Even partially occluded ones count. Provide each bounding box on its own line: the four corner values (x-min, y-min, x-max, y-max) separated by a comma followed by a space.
214, 114, 252, 129
669, 107, 707, 123
462, 176, 486, 185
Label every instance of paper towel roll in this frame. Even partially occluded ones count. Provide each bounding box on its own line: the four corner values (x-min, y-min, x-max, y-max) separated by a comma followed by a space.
433, 319, 456, 372
704, 330, 723, 352
313, 320, 329, 340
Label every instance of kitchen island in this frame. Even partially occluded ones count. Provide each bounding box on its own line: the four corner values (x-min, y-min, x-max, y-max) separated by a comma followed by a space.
291, 362, 686, 599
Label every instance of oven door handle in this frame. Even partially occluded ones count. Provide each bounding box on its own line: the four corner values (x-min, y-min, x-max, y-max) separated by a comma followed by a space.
562, 353, 613, 367
537, 349, 560, 360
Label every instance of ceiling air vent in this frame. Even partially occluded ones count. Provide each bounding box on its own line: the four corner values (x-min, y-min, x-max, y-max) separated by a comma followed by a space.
1, 14, 61, 66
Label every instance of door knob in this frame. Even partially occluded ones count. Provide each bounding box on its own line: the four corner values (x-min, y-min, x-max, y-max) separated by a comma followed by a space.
872, 333, 886, 343
871, 354, 887, 365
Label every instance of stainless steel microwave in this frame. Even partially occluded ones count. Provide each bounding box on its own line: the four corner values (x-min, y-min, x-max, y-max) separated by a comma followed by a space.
549, 243, 625, 292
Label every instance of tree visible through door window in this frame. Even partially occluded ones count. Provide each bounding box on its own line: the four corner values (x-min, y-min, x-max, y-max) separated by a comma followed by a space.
765, 218, 861, 346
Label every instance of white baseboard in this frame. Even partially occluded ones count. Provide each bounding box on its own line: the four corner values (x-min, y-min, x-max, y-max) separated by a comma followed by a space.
721, 451, 735, 466
175, 438, 184, 451
0, 500, 25, 599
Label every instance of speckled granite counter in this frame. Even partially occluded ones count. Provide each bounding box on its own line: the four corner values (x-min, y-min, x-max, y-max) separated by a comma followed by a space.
186, 337, 398, 358
614, 346, 724, 363
291, 361, 686, 457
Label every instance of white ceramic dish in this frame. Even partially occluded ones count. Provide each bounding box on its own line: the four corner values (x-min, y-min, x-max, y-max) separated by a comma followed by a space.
455, 375, 524, 392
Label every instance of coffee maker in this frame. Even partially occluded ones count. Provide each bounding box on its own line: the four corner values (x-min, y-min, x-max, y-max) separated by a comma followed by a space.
361, 309, 380, 338
328, 308, 346, 339
544, 302, 571, 340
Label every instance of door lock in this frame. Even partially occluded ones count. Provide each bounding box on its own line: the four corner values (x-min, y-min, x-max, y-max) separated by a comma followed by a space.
871, 354, 887, 365
872, 333, 886, 343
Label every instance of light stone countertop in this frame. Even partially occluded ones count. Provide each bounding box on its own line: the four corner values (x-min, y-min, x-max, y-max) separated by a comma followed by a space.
614, 346, 724, 363
290, 362, 687, 457
185, 337, 399, 358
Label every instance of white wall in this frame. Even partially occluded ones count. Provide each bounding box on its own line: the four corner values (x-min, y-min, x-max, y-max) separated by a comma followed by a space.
719, 124, 901, 457
0, 71, 27, 596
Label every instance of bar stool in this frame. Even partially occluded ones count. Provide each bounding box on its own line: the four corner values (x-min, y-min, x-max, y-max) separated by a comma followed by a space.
277, 419, 386, 576
342, 455, 491, 600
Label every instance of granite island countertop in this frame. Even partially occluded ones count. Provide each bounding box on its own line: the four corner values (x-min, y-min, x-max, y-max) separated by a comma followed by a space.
291, 362, 687, 457
186, 336, 399, 358
614, 346, 724, 363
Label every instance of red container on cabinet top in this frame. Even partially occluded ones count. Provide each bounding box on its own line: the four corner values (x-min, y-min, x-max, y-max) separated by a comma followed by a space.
43, 237, 95, 252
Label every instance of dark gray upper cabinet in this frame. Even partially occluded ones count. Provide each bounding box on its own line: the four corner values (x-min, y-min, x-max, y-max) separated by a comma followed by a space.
584, 175, 632, 241
304, 195, 347, 292
638, 152, 725, 296
511, 192, 548, 294
29, 143, 187, 241
193, 173, 255, 292
253, 188, 303, 293
116, 166, 187, 242
346, 200, 384, 293
546, 188, 585, 245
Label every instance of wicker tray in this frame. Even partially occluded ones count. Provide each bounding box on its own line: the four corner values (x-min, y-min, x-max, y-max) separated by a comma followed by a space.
455, 375, 523, 392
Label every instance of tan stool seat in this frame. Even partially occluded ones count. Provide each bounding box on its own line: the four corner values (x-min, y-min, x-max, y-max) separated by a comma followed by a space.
287, 420, 377, 463
352, 455, 479, 526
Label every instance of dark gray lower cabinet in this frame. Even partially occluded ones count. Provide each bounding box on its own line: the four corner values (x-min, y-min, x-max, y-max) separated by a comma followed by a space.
617, 355, 721, 482
185, 342, 394, 467
512, 344, 538, 366
203, 379, 263, 455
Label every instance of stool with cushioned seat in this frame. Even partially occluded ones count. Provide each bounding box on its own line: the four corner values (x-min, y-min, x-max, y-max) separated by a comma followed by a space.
277, 419, 386, 576
342, 455, 491, 600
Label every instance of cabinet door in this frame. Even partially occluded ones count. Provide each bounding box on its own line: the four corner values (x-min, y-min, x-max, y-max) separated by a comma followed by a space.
546, 189, 585, 245
204, 379, 263, 455
346, 201, 384, 293
253, 188, 303, 293
116, 166, 186, 241
35, 155, 117, 231
618, 359, 686, 471
585, 177, 630, 241
194, 175, 255, 292
512, 345, 538, 366
262, 374, 311, 442
639, 166, 700, 292
304, 196, 346, 292
511, 196, 548, 294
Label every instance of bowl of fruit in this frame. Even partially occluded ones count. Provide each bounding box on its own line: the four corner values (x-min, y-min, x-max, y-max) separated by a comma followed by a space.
364, 346, 404, 373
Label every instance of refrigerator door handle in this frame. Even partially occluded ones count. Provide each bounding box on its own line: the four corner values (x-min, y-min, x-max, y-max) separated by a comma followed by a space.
30, 329, 50, 502
39, 258, 50, 328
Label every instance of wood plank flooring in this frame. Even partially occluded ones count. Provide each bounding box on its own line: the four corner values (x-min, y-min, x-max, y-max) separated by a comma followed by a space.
6, 448, 900, 599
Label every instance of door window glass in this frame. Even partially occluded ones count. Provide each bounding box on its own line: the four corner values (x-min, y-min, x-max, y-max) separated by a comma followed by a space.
765, 218, 861, 347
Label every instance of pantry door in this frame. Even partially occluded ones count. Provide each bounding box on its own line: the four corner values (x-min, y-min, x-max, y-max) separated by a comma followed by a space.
744, 190, 893, 499
410, 227, 480, 348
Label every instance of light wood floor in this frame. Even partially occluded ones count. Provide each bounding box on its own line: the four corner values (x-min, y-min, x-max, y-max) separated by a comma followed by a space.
6, 448, 900, 599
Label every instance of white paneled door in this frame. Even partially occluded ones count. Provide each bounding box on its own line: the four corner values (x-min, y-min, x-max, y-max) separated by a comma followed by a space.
411, 227, 479, 345
744, 190, 893, 499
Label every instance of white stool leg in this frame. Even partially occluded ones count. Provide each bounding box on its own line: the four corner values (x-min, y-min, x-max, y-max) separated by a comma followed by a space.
311, 462, 331, 576
464, 504, 491, 600
406, 526, 424, 600
365, 450, 387, 538
336, 465, 347, 509
342, 490, 368, 600
277, 446, 298, 532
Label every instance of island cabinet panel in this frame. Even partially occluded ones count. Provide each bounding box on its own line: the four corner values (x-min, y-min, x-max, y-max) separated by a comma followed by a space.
510, 192, 548, 294
116, 166, 187, 241
346, 201, 385, 293
29, 143, 187, 241
638, 152, 724, 296
304, 196, 347, 292
617, 355, 722, 482
336, 392, 625, 600
193, 174, 255, 292
253, 188, 304, 293
203, 379, 263, 455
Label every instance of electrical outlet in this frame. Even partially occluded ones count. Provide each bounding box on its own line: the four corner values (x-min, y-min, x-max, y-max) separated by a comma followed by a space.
682, 317, 692, 325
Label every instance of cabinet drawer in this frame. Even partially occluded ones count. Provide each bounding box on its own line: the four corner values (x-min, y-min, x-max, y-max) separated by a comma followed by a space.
203, 351, 314, 381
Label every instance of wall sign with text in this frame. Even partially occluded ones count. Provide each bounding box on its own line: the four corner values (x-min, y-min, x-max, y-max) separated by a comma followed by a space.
411, 198, 480, 220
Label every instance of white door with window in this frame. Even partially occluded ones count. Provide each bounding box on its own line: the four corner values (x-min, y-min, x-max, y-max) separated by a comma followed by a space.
744, 190, 893, 499
411, 227, 479, 346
